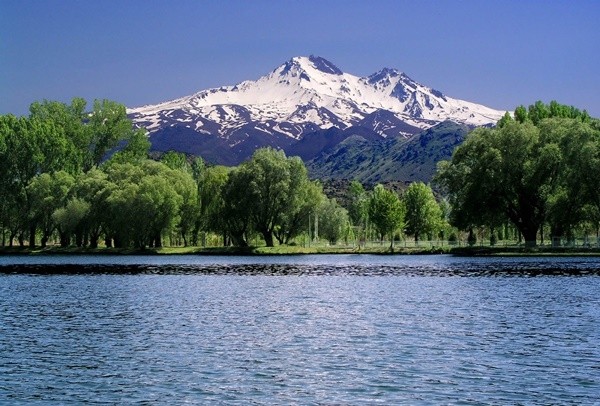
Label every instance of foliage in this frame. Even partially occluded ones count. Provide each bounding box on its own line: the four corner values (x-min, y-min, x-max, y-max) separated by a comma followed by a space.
437, 101, 600, 246
222, 148, 326, 247
318, 198, 350, 245
4, 97, 598, 251
403, 182, 442, 242
368, 184, 405, 249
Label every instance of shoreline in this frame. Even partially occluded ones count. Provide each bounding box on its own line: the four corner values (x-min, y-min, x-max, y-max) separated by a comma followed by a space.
1, 245, 600, 257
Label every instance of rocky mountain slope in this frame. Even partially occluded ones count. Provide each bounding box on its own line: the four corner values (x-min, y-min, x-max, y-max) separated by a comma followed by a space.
305, 121, 471, 184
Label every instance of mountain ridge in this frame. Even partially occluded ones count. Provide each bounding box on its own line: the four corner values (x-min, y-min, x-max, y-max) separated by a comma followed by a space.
128, 56, 504, 165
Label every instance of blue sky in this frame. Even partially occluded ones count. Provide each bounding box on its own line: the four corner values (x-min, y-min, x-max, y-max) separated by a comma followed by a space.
2, 0, 599, 116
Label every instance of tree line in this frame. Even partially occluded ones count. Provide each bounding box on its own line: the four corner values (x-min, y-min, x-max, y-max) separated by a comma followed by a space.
2, 98, 597, 249
0, 98, 451, 249
436, 101, 600, 246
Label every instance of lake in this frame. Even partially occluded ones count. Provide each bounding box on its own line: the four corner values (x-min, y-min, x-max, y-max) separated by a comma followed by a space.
1, 255, 599, 404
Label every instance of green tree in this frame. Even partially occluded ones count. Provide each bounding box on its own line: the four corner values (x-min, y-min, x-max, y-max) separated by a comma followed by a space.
347, 180, 369, 243
221, 167, 254, 247
3, 115, 46, 246
52, 198, 90, 247
437, 102, 596, 246
403, 182, 442, 242
244, 148, 290, 246
274, 160, 324, 245
168, 166, 198, 246
132, 175, 182, 248
161, 151, 192, 172
72, 169, 113, 248
101, 160, 184, 248
514, 105, 528, 123
110, 128, 150, 164
88, 99, 135, 169
318, 198, 349, 245
368, 184, 405, 249
437, 120, 560, 245
27, 171, 75, 247
29, 98, 88, 172
197, 165, 230, 245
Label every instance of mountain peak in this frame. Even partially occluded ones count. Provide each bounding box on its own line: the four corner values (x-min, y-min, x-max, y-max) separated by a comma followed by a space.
367, 67, 402, 84
307, 55, 343, 75
279, 56, 343, 77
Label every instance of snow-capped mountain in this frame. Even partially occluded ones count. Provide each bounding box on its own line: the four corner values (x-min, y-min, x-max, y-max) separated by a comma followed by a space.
128, 56, 504, 163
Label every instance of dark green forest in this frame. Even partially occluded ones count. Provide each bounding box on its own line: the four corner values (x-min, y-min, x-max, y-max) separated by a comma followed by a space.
0, 99, 598, 249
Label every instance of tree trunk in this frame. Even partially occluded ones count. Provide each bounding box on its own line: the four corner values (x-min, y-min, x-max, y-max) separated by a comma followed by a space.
521, 227, 538, 247
230, 233, 248, 247
262, 230, 274, 247
90, 234, 99, 249
59, 232, 70, 248
29, 224, 36, 248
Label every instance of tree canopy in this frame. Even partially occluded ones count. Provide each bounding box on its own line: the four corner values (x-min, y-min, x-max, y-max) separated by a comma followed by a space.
4, 97, 596, 250
437, 101, 600, 245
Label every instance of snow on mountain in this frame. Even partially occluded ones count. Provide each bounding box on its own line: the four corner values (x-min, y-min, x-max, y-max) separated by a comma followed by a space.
128, 56, 504, 157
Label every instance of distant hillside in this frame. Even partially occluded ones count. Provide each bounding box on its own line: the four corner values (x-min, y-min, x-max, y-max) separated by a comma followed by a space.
306, 121, 471, 184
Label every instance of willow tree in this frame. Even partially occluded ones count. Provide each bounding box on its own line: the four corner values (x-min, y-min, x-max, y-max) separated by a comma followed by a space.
403, 182, 442, 242
436, 101, 596, 246
368, 184, 405, 249
437, 121, 561, 245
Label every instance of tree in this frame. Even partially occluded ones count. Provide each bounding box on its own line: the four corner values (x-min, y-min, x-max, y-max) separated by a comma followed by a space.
318, 198, 349, 245
368, 184, 405, 249
242, 148, 291, 247
99, 160, 185, 248
167, 165, 198, 246
197, 165, 230, 245
436, 102, 597, 246
52, 198, 90, 247
72, 169, 113, 248
161, 151, 192, 172
403, 182, 442, 242
221, 167, 254, 247
29, 98, 88, 172
88, 99, 135, 169
348, 180, 368, 227
274, 159, 324, 245
131, 175, 182, 248
3, 115, 46, 246
536, 117, 598, 241
27, 171, 75, 247
110, 128, 150, 164
437, 121, 560, 245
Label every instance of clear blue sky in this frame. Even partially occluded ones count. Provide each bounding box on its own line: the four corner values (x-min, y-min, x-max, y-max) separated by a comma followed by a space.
2, 0, 599, 117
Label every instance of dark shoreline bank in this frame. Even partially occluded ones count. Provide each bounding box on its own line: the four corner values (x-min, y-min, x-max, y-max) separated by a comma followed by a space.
2, 262, 600, 276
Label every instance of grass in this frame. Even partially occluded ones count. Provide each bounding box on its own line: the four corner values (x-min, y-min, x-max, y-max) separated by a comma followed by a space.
2, 243, 599, 256
0, 244, 449, 256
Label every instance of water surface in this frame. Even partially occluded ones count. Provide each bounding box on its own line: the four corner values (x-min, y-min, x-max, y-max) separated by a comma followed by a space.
1, 255, 599, 404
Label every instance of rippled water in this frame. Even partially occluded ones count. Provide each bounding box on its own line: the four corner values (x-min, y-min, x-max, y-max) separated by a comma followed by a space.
1, 255, 599, 404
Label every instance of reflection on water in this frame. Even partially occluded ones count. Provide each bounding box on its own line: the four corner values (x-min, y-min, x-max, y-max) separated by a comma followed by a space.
0, 255, 599, 403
